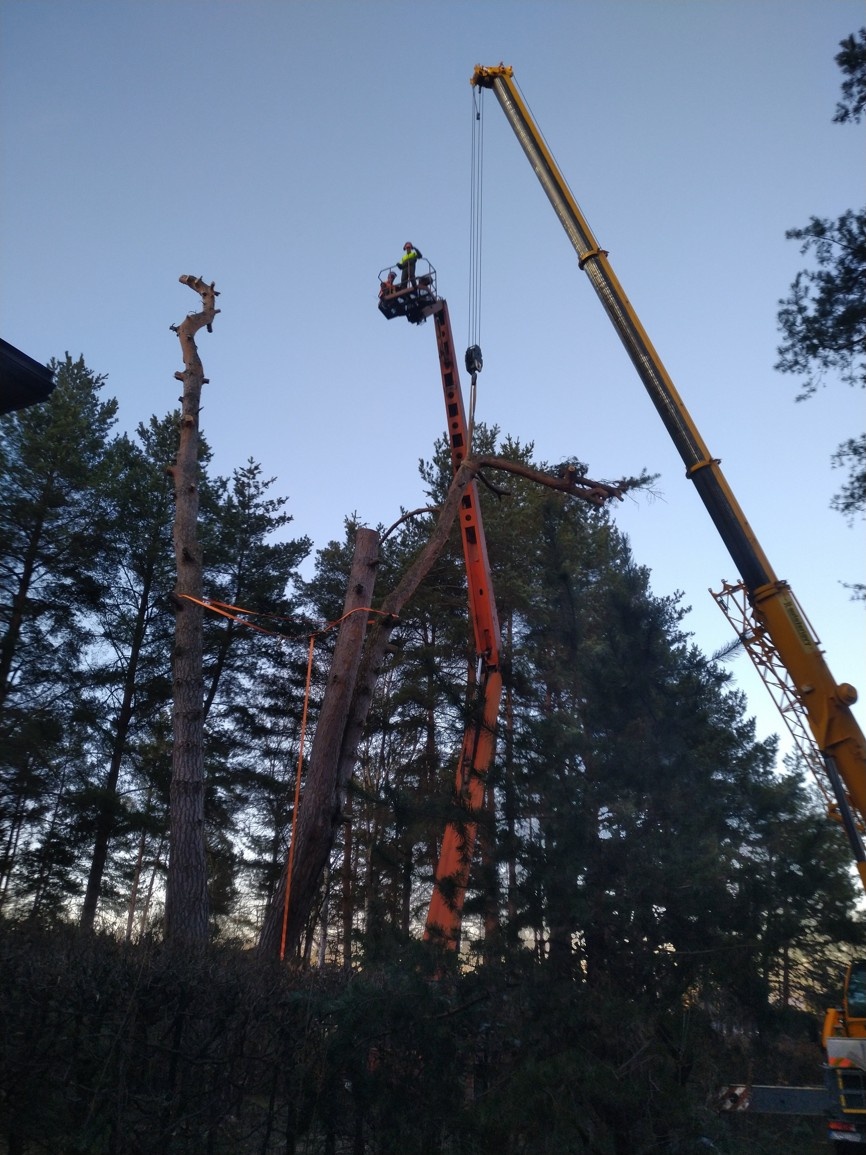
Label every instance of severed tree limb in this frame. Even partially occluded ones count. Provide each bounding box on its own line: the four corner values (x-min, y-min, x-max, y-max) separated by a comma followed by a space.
164, 274, 220, 949
471, 455, 639, 504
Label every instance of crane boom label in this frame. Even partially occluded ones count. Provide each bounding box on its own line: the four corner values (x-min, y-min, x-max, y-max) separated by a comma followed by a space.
781, 593, 816, 652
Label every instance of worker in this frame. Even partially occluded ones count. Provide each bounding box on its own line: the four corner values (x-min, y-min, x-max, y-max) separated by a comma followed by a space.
379, 270, 397, 299
398, 242, 422, 286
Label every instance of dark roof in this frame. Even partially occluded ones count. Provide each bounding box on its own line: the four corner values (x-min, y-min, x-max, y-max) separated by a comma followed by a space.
0, 339, 55, 415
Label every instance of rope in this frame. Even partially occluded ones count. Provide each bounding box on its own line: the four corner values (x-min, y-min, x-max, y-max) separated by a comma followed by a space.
468, 84, 484, 353
177, 593, 390, 644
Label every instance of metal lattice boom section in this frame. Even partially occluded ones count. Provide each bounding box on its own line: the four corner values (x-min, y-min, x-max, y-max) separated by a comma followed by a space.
712, 579, 846, 816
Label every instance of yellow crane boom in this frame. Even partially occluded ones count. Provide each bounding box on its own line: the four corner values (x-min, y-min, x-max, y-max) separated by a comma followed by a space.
471, 63, 866, 885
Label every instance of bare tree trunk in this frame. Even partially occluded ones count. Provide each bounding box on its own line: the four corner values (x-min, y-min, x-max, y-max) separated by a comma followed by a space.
0, 797, 25, 912
139, 834, 165, 936
125, 785, 154, 943
28, 767, 69, 920
81, 573, 153, 930
164, 275, 219, 948
333, 459, 479, 797
342, 795, 353, 971
125, 826, 147, 943
481, 772, 499, 945
317, 865, 330, 968
258, 527, 379, 959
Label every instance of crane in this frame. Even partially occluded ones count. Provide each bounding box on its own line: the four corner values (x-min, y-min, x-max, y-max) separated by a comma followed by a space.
470, 61, 866, 1148
470, 62, 866, 879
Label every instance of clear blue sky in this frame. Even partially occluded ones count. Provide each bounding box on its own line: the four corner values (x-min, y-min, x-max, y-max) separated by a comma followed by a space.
2, 0, 863, 765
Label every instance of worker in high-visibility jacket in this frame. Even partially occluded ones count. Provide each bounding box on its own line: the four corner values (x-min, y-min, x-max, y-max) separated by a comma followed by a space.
398, 242, 422, 286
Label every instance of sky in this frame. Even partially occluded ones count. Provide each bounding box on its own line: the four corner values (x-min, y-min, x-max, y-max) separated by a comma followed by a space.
2, 0, 863, 774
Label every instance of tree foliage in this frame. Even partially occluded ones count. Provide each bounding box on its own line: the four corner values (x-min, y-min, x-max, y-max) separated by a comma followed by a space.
834, 27, 866, 125
776, 31, 866, 521
1, 361, 861, 1150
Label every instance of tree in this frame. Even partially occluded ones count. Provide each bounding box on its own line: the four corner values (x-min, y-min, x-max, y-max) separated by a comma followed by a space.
193, 457, 311, 932
78, 417, 181, 929
776, 30, 866, 521
0, 355, 117, 915
731, 765, 865, 1014
164, 276, 219, 947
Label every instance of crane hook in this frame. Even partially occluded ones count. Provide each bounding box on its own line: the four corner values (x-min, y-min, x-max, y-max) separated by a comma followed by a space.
465, 345, 483, 375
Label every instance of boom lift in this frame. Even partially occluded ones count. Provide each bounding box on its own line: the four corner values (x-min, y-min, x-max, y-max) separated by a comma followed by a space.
470, 62, 866, 1147
379, 260, 503, 949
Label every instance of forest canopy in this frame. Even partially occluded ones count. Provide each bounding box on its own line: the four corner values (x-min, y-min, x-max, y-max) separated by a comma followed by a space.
1, 354, 862, 1153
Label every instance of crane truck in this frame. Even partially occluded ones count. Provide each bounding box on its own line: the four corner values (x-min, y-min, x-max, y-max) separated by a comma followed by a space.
469, 62, 866, 1149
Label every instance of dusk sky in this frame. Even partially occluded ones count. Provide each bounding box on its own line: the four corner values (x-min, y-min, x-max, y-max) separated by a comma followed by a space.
2, 0, 863, 768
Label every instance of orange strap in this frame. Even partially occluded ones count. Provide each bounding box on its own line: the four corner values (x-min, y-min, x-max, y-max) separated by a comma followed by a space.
178, 593, 391, 642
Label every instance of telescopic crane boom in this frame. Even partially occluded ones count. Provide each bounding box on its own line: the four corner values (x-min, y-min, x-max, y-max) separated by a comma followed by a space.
470, 63, 866, 888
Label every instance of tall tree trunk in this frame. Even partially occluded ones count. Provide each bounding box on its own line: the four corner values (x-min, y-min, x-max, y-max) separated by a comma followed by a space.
258, 527, 379, 959
81, 571, 153, 930
140, 834, 165, 936
164, 275, 219, 948
501, 615, 519, 946
0, 504, 46, 711
481, 776, 499, 945
28, 768, 69, 919
0, 796, 25, 911
341, 794, 353, 971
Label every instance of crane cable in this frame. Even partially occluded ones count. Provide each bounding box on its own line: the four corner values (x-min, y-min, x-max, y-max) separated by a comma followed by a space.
466, 84, 485, 448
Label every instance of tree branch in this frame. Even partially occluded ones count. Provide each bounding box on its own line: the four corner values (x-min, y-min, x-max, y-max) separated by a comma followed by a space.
470, 454, 640, 505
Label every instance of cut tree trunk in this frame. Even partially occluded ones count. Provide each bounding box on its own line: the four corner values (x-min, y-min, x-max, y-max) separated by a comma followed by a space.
164, 275, 219, 949
258, 527, 380, 959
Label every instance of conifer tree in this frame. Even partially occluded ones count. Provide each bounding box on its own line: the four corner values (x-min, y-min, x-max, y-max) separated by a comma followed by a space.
79, 416, 180, 928
0, 355, 117, 913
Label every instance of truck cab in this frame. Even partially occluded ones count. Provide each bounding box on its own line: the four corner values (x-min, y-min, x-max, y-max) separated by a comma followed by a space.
825, 962, 866, 1146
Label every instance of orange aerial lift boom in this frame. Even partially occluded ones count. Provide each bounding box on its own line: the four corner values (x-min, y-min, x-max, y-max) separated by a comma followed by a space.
379, 262, 502, 948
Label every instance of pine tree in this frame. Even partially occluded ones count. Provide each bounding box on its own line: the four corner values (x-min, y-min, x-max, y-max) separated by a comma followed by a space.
197, 458, 310, 932
78, 416, 180, 928
0, 355, 117, 914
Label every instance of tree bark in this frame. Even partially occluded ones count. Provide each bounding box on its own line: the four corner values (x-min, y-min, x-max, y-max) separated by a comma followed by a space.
341, 792, 353, 971
164, 275, 219, 948
258, 527, 379, 959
